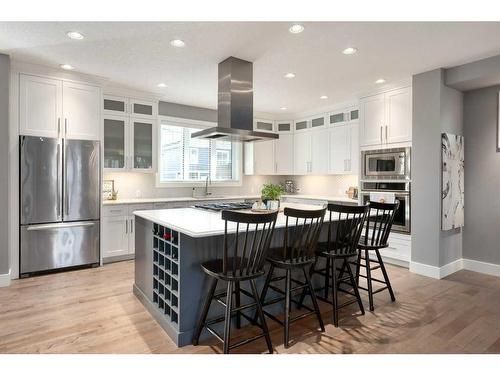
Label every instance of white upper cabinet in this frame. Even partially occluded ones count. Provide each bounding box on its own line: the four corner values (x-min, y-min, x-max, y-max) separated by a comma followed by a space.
254, 119, 274, 132
274, 133, 294, 174
254, 140, 275, 175
329, 124, 349, 174
130, 98, 157, 119
293, 132, 311, 175
19, 74, 63, 138
360, 93, 385, 146
294, 119, 309, 132
310, 128, 329, 174
360, 86, 412, 148
349, 122, 359, 174
63, 81, 101, 140
19, 74, 100, 140
385, 87, 412, 144
103, 115, 128, 170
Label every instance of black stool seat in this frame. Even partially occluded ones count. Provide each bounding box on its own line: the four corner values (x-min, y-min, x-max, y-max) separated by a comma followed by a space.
266, 246, 315, 268
201, 258, 266, 281
316, 241, 358, 258
192, 210, 278, 354
357, 236, 388, 250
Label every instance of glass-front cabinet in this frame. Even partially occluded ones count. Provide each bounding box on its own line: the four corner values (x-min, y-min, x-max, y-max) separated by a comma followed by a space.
103, 116, 155, 172
103, 95, 129, 116
103, 116, 128, 170
131, 118, 154, 171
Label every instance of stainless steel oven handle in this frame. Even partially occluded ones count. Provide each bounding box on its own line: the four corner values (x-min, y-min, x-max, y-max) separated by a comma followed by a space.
27, 222, 95, 231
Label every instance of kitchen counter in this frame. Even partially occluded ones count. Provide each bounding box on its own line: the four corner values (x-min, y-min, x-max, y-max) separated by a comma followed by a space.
103, 194, 357, 205
102, 195, 260, 205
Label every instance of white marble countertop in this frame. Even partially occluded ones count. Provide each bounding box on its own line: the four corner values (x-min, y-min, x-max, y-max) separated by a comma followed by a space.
102, 195, 261, 205
134, 203, 358, 238
103, 194, 357, 206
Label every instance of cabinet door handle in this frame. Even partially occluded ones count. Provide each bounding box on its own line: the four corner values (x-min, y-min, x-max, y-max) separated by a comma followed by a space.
275, 162, 277, 174
385, 125, 388, 142
64, 118, 68, 138
125, 220, 128, 234
130, 219, 134, 233
380, 126, 383, 143
57, 118, 61, 137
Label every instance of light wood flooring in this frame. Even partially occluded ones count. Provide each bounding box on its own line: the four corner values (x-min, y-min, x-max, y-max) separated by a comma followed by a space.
1, 260, 500, 354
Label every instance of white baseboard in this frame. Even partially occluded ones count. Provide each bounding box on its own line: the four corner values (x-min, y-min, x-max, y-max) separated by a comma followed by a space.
409, 261, 441, 279
463, 259, 500, 277
439, 258, 464, 279
0, 270, 11, 287
410, 258, 500, 279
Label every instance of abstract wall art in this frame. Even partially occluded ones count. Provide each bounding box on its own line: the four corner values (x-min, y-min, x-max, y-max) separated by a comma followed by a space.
441, 133, 464, 230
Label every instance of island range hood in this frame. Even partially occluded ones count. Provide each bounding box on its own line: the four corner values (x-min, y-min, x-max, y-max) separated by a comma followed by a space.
191, 57, 279, 142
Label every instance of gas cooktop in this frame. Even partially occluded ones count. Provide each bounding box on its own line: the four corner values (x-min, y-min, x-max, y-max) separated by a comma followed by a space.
193, 202, 254, 212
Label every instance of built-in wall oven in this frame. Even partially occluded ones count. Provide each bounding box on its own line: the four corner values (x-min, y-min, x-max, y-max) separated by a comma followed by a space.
360, 181, 410, 233
361, 147, 411, 180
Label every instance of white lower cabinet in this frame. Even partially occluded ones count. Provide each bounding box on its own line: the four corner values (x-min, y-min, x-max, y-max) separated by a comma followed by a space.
101, 203, 153, 260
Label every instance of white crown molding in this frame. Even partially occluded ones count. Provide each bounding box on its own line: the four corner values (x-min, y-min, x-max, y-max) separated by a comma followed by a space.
0, 270, 11, 288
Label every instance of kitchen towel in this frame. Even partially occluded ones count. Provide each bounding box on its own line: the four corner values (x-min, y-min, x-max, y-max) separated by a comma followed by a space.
369, 192, 396, 203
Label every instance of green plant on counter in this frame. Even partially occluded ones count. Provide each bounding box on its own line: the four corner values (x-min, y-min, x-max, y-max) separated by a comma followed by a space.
261, 183, 284, 201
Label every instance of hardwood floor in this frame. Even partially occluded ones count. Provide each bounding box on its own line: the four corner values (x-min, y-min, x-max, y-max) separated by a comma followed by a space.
1, 260, 500, 354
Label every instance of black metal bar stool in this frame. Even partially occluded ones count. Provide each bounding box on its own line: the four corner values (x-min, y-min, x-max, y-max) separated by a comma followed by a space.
352, 200, 400, 311
306, 203, 369, 327
257, 207, 326, 348
192, 210, 278, 354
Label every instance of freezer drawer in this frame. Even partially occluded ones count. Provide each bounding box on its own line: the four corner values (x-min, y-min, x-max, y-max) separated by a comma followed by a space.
20, 220, 100, 275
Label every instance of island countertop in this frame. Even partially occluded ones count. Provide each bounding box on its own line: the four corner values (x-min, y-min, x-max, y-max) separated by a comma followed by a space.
134, 203, 358, 238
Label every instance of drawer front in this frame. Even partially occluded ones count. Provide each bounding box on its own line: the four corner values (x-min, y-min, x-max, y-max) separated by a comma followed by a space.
282, 197, 327, 206
153, 202, 169, 209
102, 205, 127, 217
128, 203, 153, 215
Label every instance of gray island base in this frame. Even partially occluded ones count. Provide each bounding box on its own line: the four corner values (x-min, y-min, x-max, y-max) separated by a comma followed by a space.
133, 205, 352, 347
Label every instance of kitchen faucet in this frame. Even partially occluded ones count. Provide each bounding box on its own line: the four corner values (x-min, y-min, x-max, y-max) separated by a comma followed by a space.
205, 175, 212, 196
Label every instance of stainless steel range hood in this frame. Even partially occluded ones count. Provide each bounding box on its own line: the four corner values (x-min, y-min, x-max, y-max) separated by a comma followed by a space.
192, 57, 278, 142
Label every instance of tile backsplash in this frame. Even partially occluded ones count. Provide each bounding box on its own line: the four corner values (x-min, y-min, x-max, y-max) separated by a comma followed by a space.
103, 172, 358, 199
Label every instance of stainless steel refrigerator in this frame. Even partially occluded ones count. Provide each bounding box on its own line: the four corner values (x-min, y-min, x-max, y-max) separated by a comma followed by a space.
20, 136, 100, 277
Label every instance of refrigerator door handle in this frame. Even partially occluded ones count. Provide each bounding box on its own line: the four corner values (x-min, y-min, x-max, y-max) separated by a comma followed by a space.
56, 143, 61, 219
27, 222, 96, 231
64, 141, 69, 216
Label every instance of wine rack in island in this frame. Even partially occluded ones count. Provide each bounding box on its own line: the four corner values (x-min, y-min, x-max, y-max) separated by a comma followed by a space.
152, 223, 180, 329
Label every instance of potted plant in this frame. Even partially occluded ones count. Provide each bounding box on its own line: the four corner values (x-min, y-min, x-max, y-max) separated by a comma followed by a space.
261, 183, 284, 210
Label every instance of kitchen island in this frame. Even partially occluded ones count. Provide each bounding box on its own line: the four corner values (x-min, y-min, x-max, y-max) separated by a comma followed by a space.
132, 204, 353, 347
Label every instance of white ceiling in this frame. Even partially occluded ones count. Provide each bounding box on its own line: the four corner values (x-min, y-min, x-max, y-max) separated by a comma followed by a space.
2, 22, 500, 115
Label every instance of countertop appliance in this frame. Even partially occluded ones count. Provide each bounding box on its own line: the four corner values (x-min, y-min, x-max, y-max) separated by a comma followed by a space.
361, 147, 411, 180
191, 57, 278, 143
193, 202, 254, 212
360, 181, 410, 234
19, 136, 100, 277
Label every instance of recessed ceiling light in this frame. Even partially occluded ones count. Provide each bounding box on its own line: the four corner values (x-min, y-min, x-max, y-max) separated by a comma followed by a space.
60, 64, 75, 70
170, 39, 185, 47
284, 72, 296, 79
157, 83, 167, 88
375, 78, 386, 84
66, 31, 84, 40
289, 24, 305, 34
280, 107, 287, 110
342, 47, 358, 55
320, 95, 328, 100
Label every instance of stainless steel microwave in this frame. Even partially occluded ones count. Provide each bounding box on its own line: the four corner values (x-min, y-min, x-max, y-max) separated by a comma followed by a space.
361, 147, 411, 180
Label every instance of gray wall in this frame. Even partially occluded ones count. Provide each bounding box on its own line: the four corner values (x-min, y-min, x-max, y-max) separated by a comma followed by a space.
412, 68, 463, 268
463, 84, 500, 265
159, 101, 217, 122
0, 54, 9, 276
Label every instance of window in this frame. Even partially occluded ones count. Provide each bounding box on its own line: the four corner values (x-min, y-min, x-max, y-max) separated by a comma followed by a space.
158, 122, 241, 185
